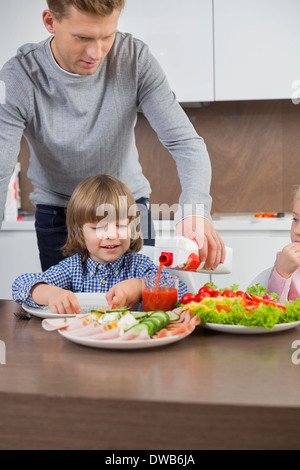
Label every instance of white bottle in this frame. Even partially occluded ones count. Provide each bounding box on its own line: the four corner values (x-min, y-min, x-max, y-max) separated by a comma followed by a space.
154, 237, 232, 274
4, 163, 21, 222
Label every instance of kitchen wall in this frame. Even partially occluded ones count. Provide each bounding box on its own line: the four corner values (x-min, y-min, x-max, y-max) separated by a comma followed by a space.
19, 98, 300, 216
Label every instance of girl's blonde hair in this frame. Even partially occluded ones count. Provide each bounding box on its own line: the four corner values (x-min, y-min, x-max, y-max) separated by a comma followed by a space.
62, 175, 143, 262
47, 0, 126, 20
293, 185, 300, 204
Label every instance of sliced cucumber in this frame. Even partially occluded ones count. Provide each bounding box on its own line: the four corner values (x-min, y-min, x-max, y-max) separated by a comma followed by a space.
166, 310, 181, 322
131, 311, 149, 320
149, 311, 170, 323
146, 316, 163, 330
131, 310, 170, 337
136, 320, 156, 337
106, 307, 129, 313
131, 323, 149, 334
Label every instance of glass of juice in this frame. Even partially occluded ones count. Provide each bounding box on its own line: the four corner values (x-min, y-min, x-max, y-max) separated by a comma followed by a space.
142, 274, 178, 312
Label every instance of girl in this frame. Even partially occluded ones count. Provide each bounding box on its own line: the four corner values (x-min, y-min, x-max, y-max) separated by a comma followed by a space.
267, 186, 300, 302
12, 175, 187, 314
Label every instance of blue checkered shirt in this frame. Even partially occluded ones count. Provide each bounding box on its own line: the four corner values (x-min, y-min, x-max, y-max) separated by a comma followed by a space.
12, 252, 188, 307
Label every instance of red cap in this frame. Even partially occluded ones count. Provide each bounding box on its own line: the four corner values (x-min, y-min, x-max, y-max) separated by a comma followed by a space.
159, 252, 173, 266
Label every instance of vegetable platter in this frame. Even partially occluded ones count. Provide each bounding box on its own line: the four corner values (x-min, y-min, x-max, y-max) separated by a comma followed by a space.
42, 306, 200, 350
179, 282, 300, 333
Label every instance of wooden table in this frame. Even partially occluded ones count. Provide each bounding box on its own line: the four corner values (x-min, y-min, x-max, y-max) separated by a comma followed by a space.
0, 299, 300, 450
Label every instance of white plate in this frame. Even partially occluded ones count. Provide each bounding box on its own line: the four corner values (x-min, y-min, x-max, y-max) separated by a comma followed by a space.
202, 321, 300, 334
58, 327, 194, 350
22, 293, 108, 319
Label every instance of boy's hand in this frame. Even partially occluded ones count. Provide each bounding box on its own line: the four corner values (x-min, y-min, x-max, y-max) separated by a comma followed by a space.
48, 289, 82, 315
31, 284, 81, 315
276, 242, 300, 279
106, 279, 142, 309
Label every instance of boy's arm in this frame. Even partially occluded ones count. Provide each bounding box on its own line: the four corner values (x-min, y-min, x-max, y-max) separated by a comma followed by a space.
12, 259, 74, 307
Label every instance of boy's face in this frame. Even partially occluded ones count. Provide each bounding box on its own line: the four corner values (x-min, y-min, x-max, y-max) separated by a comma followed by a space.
82, 219, 131, 264
43, 6, 120, 75
291, 198, 300, 243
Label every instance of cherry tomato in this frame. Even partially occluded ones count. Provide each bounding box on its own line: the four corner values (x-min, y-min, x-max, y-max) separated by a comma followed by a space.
198, 286, 214, 296
180, 293, 197, 304
236, 290, 246, 298
221, 289, 236, 298
195, 292, 211, 302
183, 253, 200, 271
212, 290, 221, 297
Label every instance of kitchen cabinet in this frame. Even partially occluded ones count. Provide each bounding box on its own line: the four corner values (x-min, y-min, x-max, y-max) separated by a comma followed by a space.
120, 0, 300, 102
0, 1, 46, 69
0, 221, 41, 299
211, 215, 291, 290
214, 0, 300, 100
118, 0, 214, 102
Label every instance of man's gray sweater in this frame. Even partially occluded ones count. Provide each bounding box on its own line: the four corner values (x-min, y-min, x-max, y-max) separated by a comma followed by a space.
0, 32, 212, 223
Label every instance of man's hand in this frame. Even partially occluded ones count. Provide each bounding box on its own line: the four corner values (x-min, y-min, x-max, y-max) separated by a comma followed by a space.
175, 216, 225, 270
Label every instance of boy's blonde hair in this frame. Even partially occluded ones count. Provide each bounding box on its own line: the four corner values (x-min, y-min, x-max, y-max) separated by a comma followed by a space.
46, 0, 126, 20
63, 175, 143, 262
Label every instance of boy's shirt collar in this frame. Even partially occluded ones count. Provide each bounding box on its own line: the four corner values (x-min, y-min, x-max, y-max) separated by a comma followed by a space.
86, 254, 126, 277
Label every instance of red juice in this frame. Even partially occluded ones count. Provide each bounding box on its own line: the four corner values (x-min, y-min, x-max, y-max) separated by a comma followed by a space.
142, 260, 177, 311
142, 286, 178, 312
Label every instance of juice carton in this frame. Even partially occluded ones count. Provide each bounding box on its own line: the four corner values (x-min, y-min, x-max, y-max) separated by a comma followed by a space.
154, 236, 232, 274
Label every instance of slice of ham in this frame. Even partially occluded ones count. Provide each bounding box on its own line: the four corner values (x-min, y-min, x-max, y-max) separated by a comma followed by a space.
116, 328, 150, 341
42, 307, 199, 342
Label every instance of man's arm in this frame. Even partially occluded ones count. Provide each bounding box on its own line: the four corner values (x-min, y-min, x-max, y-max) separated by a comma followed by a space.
137, 44, 225, 268
0, 66, 28, 224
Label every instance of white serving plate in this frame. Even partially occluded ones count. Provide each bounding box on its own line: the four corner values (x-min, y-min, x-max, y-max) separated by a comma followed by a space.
22, 293, 108, 319
202, 321, 300, 334
58, 327, 194, 350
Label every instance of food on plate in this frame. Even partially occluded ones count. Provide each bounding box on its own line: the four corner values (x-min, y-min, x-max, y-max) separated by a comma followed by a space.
179, 282, 300, 329
42, 306, 200, 341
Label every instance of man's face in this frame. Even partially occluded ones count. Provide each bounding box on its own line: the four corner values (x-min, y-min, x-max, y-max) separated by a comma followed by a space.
43, 6, 120, 75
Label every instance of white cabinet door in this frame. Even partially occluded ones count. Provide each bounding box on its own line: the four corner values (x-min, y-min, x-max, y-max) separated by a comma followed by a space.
214, 0, 300, 100
0, 230, 41, 300
211, 235, 290, 291
0, 1, 47, 69
118, 0, 214, 102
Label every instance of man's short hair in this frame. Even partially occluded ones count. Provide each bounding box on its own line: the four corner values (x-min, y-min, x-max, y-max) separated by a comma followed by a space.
47, 0, 126, 20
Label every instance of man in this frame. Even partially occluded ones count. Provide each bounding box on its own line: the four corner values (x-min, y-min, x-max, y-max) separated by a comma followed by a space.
0, 0, 225, 271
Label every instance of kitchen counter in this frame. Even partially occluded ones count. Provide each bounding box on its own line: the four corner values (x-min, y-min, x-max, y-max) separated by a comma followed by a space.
212, 212, 292, 232
1, 300, 300, 450
1, 212, 292, 233
0, 213, 294, 298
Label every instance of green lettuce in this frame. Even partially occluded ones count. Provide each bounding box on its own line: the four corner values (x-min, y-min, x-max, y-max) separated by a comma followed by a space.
194, 298, 300, 330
